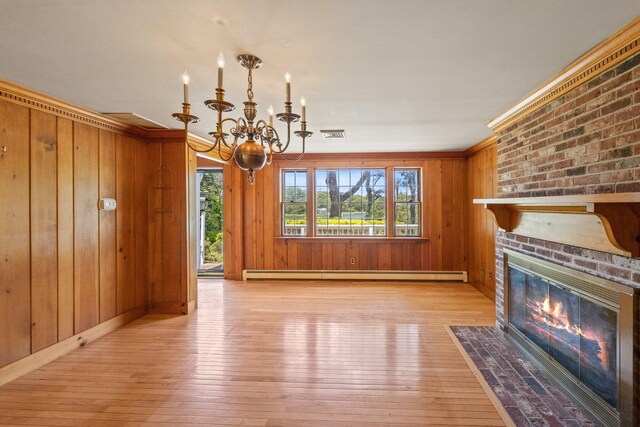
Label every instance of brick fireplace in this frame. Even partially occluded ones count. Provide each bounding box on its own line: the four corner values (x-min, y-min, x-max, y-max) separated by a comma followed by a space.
494, 52, 640, 330
490, 49, 640, 426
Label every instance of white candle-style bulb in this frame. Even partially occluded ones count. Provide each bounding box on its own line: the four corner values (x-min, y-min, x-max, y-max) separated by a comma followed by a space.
182, 70, 190, 104
268, 105, 274, 126
301, 97, 306, 121
300, 97, 306, 106
217, 51, 225, 89
268, 105, 274, 116
285, 72, 291, 103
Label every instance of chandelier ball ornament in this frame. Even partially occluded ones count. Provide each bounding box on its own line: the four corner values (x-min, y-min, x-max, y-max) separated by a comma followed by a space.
234, 140, 267, 183
172, 52, 312, 184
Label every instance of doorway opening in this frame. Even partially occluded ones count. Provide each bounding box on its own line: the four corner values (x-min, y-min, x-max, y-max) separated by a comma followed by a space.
196, 168, 223, 277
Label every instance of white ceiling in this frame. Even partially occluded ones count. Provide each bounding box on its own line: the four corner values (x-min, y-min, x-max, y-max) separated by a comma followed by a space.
0, 1, 638, 153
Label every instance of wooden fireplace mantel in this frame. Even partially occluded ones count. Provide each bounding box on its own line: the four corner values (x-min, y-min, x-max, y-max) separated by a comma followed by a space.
474, 193, 640, 258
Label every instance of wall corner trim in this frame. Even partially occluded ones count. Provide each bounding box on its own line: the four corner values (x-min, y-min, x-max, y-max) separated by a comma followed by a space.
464, 135, 497, 157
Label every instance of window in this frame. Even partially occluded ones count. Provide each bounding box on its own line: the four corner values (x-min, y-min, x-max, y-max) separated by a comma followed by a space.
282, 170, 307, 235
394, 168, 421, 236
315, 168, 386, 236
280, 167, 422, 238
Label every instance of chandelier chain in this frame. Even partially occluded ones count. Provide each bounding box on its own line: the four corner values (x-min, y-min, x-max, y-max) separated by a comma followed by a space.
247, 68, 254, 102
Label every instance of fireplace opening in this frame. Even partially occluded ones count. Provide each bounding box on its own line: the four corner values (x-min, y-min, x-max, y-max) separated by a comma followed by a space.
509, 266, 618, 407
503, 249, 637, 427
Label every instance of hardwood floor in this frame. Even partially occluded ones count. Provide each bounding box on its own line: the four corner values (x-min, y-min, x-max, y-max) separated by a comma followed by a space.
0, 280, 501, 426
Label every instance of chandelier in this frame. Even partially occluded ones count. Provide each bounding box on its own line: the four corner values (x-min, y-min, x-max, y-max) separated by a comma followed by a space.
172, 53, 312, 184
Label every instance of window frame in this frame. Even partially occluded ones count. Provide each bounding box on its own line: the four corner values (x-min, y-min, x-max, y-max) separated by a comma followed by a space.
393, 167, 422, 237
279, 165, 423, 239
280, 169, 310, 237
313, 167, 388, 238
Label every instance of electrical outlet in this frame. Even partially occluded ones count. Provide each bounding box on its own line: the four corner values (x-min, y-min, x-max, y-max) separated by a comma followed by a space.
350, 257, 356, 265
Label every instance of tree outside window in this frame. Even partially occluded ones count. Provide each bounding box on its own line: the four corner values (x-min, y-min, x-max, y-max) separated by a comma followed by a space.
316, 169, 386, 236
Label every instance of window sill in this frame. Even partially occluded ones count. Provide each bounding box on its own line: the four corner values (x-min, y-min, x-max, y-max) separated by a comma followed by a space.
275, 237, 429, 244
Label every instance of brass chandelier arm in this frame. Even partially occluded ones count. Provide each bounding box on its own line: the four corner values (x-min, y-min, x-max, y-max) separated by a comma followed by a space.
217, 117, 243, 148
275, 135, 306, 162
269, 121, 292, 154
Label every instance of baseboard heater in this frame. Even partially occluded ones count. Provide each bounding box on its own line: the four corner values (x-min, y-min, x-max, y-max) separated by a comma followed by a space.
243, 269, 468, 282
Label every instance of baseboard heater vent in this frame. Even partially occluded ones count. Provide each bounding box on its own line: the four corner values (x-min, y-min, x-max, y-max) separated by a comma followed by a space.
243, 270, 468, 282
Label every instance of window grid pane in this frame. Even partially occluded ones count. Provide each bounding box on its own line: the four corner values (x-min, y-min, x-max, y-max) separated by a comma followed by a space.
394, 169, 421, 237
315, 168, 386, 236
282, 170, 307, 236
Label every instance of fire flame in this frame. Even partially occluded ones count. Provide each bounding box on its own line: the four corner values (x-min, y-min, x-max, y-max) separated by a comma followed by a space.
530, 297, 608, 368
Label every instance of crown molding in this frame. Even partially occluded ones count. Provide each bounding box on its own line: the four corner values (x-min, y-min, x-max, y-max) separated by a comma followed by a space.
487, 16, 640, 133
0, 77, 233, 161
277, 151, 467, 161
0, 78, 147, 136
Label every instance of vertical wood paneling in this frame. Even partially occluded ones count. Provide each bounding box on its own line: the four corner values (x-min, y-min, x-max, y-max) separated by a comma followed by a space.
163, 142, 185, 302
321, 243, 332, 268
0, 100, 31, 366
223, 165, 244, 280
243, 176, 257, 270
274, 240, 288, 269
377, 244, 392, 270
440, 161, 454, 270
347, 243, 359, 270
30, 110, 58, 352
287, 241, 298, 269
426, 160, 443, 269
311, 242, 323, 270
186, 147, 197, 304
134, 139, 149, 307
367, 244, 378, 270
116, 135, 136, 313
263, 166, 275, 270
467, 144, 497, 301
147, 143, 163, 304
98, 130, 117, 322
297, 243, 312, 269
255, 169, 265, 269
225, 157, 470, 274
0, 88, 151, 370
56, 118, 74, 341
73, 122, 100, 333
332, 243, 346, 270
452, 160, 466, 271
390, 245, 403, 270
358, 244, 370, 270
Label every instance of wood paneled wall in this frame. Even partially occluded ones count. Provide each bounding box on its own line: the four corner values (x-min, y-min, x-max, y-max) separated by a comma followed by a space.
0, 98, 148, 368
223, 156, 469, 279
467, 142, 497, 301
147, 137, 198, 314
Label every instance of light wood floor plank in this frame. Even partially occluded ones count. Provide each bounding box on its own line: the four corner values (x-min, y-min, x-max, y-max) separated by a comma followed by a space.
0, 280, 500, 426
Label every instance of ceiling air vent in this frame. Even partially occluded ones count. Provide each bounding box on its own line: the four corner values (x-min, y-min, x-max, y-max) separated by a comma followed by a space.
320, 129, 346, 139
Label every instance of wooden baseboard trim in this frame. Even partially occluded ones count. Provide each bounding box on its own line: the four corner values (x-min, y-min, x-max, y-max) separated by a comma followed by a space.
243, 269, 468, 282
148, 301, 191, 315
445, 326, 516, 427
187, 299, 197, 314
0, 305, 147, 387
